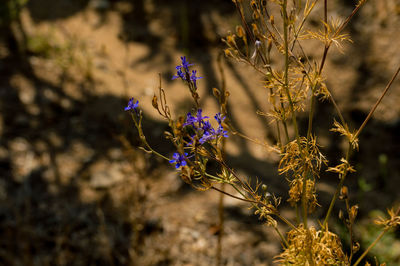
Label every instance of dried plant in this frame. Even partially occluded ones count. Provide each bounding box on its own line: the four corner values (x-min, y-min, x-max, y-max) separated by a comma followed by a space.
125, 0, 400, 265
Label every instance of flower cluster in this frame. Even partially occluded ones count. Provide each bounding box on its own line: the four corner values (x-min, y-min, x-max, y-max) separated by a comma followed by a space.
172, 56, 202, 89
184, 109, 228, 144
169, 109, 228, 169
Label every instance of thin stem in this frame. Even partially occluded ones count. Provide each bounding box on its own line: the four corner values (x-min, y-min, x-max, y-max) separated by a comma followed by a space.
323, 145, 352, 228
204, 172, 225, 182
324, 0, 328, 33
295, 203, 301, 225
216, 159, 255, 199
282, 0, 307, 226
354, 65, 400, 140
214, 182, 297, 230
317, 1, 366, 127
274, 226, 289, 248
131, 113, 170, 161
306, 91, 316, 141
301, 174, 308, 228
211, 185, 259, 205
353, 229, 388, 266
346, 197, 356, 263
216, 184, 224, 266
216, 52, 227, 266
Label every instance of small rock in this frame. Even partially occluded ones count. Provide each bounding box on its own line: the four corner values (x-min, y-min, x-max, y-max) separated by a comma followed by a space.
90, 162, 125, 189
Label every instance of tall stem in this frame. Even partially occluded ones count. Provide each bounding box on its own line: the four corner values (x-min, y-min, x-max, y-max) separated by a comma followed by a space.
323, 145, 351, 228
282, 0, 308, 227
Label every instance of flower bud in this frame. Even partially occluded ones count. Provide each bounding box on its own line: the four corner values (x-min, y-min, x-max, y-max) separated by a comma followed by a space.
236, 25, 245, 38
340, 186, 348, 200
152, 94, 158, 110
338, 209, 344, 220
349, 205, 359, 222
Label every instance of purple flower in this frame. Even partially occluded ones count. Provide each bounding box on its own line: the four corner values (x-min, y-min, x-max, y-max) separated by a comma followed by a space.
183, 109, 209, 127
216, 125, 229, 138
214, 113, 228, 138
172, 66, 184, 80
180, 56, 193, 71
125, 98, 139, 112
173, 56, 194, 81
214, 113, 225, 125
199, 131, 214, 144
201, 120, 213, 132
172, 57, 202, 89
169, 152, 188, 169
183, 109, 228, 145
190, 70, 202, 88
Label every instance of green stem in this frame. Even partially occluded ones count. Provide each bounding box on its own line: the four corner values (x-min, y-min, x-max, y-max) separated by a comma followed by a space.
131, 113, 170, 161
301, 175, 308, 228
323, 145, 351, 228
282, 0, 308, 226
216, 183, 225, 266
274, 226, 289, 248
353, 229, 388, 266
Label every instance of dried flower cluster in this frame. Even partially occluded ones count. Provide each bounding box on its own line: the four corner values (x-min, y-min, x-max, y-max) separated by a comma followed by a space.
276, 225, 348, 265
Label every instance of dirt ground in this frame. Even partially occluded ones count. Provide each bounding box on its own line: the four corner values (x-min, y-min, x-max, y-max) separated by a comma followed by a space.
1, 0, 400, 265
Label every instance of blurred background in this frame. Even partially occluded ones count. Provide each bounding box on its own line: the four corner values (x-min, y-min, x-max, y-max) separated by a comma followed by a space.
0, 0, 399, 265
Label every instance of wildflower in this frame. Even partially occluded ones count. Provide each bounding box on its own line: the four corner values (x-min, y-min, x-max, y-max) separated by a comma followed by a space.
125, 98, 139, 112
172, 56, 202, 89
215, 125, 229, 138
172, 65, 185, 80
201, 120, 213, 132
183, 109, 209, 128
199, 130, 215, 144
172, 56, 194, 81
184, 110, 228, 144
190, 70, 202, 88
169, 152, 188, 169
214, 113, 229, 138
214, 113, 225, 125
180, 56, 193, 71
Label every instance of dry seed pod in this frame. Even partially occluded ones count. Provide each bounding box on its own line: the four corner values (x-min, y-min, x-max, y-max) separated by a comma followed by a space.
224, 48, 233, 58
267, 36, 273, 53
252, 11, 259, 20
227, 34, 237, 47
262, 184, 268, 192
261, 0, 267, 7
250, 0, 257, 10
338, 209, 344, 220
350, 205, 359, 222
152, 94, 158, 110
252, 23, 260, 37
270, 15, 274, 25
340, 186, 348, 200
352, 242, 360, 253
236, 25, 245, 38
164, 131, 174, 140
212, 87, 221, 99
